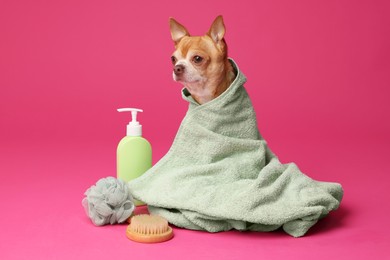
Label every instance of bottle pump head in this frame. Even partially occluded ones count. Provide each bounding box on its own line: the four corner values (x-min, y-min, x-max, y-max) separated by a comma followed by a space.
117, 108, 143, 136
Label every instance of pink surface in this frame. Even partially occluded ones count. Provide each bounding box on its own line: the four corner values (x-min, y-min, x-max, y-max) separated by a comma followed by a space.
1, 0, 389, 259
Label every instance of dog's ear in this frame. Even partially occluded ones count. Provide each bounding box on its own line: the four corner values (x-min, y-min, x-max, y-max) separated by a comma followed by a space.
169, 18, 190, 44
207, 15, 226, 44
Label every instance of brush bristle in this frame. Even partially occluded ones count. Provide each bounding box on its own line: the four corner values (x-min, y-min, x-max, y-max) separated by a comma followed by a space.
126, 214, 173, 243
130, 215, 168, 234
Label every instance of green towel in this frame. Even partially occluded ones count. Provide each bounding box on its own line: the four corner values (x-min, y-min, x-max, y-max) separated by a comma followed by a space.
128, 59, 343, 237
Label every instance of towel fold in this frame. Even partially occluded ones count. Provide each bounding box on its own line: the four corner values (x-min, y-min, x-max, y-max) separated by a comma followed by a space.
128, 59, 343, 237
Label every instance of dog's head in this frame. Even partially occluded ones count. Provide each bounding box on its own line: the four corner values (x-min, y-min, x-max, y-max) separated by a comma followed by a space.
169, 16, 233, 104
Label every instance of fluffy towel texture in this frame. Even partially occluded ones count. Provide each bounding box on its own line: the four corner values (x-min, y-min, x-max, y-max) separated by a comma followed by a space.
128, 59, 343, 237
82, 177, 135, 226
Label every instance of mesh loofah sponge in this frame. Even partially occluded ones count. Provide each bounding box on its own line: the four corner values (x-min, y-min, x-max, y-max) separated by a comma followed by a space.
82, 177, 135, 226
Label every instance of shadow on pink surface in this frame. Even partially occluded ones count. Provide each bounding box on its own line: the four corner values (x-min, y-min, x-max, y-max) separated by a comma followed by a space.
307, 205, 350, 236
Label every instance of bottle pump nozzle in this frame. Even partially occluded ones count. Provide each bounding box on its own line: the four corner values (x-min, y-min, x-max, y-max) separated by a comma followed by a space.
117, 108, 143, 136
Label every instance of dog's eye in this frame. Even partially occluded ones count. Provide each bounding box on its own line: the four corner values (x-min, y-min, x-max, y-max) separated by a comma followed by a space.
171, 56, 177, 64
193, 55, 203, 64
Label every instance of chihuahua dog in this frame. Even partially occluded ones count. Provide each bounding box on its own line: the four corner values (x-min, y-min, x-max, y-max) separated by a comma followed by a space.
169, 16, 236, 104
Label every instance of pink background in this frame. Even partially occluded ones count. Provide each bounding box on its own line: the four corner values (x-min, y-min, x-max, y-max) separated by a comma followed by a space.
1, 0, 389, 259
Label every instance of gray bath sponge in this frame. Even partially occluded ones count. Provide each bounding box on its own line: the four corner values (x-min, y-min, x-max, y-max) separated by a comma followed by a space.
82, 177, 134, 226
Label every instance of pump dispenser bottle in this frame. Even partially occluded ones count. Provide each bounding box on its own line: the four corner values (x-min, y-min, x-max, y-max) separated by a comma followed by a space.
117, 108, 152, 206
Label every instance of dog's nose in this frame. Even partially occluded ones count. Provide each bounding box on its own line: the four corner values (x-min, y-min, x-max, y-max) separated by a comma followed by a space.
174, 64, 185, 75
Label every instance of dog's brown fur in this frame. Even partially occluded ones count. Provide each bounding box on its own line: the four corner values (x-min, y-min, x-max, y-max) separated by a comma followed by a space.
170, 16, 235, 104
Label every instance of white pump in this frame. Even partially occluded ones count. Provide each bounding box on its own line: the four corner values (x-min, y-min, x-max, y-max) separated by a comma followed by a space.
117, 108, 143, 136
